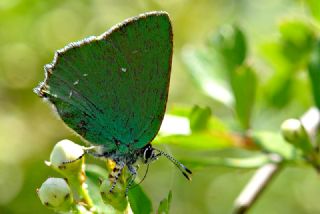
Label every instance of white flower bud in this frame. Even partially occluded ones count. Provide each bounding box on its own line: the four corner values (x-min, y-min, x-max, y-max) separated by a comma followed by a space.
281, 119, 304, 143
37, 178, 73, 210
50, 139, 84, 168
47, 139, 86, 183
281, 118, 313, 153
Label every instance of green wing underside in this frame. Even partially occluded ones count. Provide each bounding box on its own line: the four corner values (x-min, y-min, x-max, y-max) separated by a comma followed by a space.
37, 12, 173, 152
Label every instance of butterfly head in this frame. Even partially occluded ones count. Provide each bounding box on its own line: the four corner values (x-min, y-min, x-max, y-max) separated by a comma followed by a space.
139, 144, 192, 181
142, 144, 159, 164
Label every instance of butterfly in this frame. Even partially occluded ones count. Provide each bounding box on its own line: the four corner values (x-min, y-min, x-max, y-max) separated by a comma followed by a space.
34, 11, 191, 194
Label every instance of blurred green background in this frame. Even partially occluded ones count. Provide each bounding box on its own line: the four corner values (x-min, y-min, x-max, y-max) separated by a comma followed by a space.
2, 0, 320, 213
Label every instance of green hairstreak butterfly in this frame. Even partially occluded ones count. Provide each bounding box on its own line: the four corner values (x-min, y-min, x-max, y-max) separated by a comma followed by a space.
34, 11, 191, 193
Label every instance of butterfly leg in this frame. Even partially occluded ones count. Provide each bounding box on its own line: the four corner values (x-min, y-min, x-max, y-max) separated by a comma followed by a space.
60, 153, 85, 165
109, 162, 125, 193
125, 165, 137, 196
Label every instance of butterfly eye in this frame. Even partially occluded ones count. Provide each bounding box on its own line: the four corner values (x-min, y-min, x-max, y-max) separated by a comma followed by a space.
143, 147, 153, 163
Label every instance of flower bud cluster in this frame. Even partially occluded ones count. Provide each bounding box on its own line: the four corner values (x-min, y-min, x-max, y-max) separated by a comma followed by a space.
37, 139, 88, 212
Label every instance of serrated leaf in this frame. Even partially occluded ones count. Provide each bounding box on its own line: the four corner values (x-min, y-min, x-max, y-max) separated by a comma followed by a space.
128, 185, 152, 214
157, 191, 172, 214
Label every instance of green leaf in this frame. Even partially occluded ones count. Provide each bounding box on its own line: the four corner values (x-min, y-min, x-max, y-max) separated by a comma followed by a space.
160, 111, 228, 137
230, 64, 257, 129
265, 68, 294, 108
182, 154, 271, 169
206, 114, 229, 132
209, 24, 247, 70
168, 106, 229, 132
189, 105, 211, 132
308, 40, 320, 109
157, 112, 237, 151
281, 118, 314, 155
85, 164, 118, 214
260, 18, 316, 108
167, 105, 195, 117
259, 40, 294, 108
182, 46, 233, 107
128, 185, 152, 214
252, 131, 302, 161
279, 18, 315, 62
155, 132, 235, 151
305, 0, 320, 21
157, 191, 172, 214
259, 40, 291, 73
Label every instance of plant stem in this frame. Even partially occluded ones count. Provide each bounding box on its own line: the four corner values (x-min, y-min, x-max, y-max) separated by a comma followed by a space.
79, 182, 94, 208
68, 159, 94, 211
232, 154, 282, 214
232, 107, 320, 214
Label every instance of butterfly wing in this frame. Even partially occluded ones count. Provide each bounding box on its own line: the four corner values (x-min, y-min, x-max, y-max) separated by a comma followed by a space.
35, 11, 173, 152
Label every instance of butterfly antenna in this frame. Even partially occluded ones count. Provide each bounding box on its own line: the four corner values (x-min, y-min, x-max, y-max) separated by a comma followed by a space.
130, 164, 150, 190
137, 164, 149, 185
154, 148, 192, 180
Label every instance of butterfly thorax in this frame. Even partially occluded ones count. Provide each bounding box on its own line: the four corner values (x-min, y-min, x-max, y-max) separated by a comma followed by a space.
99, 143, 156, 166
109, 147, 141, 166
